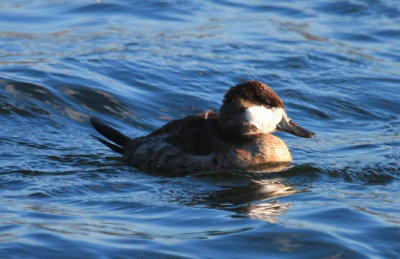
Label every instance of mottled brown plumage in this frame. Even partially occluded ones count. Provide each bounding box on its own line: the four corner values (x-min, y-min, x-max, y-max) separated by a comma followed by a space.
90, 80, 315, 174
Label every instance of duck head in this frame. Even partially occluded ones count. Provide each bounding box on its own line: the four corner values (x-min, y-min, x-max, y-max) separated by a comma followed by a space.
219, 80, 315, 138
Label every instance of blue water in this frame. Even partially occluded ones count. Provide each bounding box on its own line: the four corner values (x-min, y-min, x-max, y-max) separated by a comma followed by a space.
1, 0, 399, 258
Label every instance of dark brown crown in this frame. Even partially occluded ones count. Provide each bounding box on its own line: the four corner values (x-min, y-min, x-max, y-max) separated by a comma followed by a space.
223, 80, 284, 108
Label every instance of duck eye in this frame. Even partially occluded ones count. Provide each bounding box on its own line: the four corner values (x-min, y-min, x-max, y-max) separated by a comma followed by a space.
289, 120, 297, 127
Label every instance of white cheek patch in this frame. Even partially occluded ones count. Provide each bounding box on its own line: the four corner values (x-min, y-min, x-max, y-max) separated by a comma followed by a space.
245, 106, 283, 133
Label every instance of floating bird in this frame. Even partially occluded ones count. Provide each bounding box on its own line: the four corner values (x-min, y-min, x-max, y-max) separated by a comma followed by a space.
90, 80, 315, 173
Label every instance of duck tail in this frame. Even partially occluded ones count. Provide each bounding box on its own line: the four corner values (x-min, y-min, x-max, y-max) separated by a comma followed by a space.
89, 116, 131, 154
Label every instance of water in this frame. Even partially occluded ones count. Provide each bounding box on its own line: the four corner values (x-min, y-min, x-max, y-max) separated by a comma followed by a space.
0, 0, 399, 258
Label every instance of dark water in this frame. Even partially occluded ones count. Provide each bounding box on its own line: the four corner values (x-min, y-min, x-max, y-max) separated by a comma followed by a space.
1, 0, 399, 258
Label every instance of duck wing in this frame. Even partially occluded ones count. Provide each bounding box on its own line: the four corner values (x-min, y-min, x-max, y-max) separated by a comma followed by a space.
148, 112, 223, 156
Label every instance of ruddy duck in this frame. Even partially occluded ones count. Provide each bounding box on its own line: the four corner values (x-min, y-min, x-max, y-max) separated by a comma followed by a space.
90, 80, 315, 173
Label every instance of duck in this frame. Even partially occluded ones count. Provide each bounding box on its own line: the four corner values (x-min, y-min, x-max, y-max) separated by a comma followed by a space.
90, 80, 315, 173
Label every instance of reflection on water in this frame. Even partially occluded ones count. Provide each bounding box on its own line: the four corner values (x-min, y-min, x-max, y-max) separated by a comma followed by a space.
195, 165, 296, 223
0, 0, 400, 258
236, 179, 295, 223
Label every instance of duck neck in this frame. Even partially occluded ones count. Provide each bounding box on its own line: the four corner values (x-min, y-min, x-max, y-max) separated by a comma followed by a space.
219, 103, 259, 140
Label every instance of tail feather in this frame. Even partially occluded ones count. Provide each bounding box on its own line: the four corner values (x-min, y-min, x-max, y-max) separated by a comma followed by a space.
89, 116, 131, 154
90, 134, 124, 154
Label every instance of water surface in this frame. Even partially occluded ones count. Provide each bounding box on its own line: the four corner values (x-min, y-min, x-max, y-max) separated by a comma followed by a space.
0, 0, 399, 258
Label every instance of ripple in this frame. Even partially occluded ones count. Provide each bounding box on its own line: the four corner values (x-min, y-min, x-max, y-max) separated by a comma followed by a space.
0, 0, 400, 257
334, 32, 381, 43
373, 29, 400, 39
315, 1, 367, 15
68, 3, 129, 14
0, 79, 63, 117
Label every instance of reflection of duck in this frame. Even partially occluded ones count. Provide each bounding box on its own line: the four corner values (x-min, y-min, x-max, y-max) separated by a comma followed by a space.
240, 179, 296, 223
198, 173, 296, 223
90, 81, 315, 173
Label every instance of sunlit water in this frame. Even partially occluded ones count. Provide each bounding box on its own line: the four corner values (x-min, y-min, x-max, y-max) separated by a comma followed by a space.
0, 0, 399, 258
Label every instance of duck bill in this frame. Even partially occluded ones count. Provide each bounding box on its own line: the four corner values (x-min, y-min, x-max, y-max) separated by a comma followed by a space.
276, 112, 315, 138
